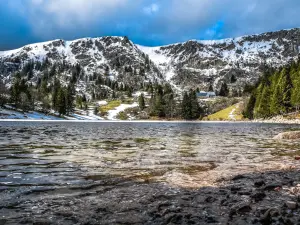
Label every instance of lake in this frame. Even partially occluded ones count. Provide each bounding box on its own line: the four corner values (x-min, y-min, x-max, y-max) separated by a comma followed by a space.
1, 121, 300, 224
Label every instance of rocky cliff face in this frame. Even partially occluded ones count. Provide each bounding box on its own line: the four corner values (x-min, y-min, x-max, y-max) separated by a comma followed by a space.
1, 28, 300, 92
137, 28, 300, 91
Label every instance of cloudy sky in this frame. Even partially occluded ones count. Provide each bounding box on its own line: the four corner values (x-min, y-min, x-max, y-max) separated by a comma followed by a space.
0, 0, 300, 50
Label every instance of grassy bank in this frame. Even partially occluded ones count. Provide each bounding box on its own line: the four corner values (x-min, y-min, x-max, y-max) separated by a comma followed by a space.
204, 103, 244, 121
99, 100, 121, 116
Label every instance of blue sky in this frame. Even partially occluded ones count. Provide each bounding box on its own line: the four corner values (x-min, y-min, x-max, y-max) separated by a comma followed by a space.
0, 0, 300, 50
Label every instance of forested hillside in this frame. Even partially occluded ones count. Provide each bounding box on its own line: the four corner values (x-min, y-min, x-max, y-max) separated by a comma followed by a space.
0, 59, 204, 120
244, 59, 300, 119
0, 59, 138, 115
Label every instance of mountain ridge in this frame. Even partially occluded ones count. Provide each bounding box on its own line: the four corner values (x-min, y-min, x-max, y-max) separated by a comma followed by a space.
2, 27, 300, 51
1, 28, 300, 94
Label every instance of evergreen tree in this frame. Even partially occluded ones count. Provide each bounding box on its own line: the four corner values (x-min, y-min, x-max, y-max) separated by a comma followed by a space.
52, 78, 61, 111
256, 85, 271, 118
10, 74, 22, 106
253, 83, 264, 117
219, 83, 229, 96
165, 93, 177, 118
138, 93, 146, 110
57, 88, 66, 116
270, 82, 284, 115
127, 88, 133, 98
76, 96, 83, 109
148, 85, 168, 117
231, 75, 237, 83
105, 66, 110, 76
149, 93, 156, 116
154, 93, 165, 117
181, 91, 192, 120
243, 94, 256, 119
281, 68, 293, 111
190, 90, 201, 119
10, 74, 31, 110
0, 81, 7, 107
94, 106, 99, 115
291, 71, 300, 110
66, 84, 75, 114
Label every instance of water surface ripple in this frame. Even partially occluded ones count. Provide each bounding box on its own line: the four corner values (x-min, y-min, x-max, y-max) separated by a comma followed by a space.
1, 121, 300, 224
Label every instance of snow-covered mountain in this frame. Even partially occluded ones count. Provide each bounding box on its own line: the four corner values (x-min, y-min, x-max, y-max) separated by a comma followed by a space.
1, 28, 300, 92
0, 36, 163, 88
137, 28, 300, 91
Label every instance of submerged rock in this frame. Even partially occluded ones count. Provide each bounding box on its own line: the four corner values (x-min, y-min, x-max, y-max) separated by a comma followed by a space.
273, 131, 300, 140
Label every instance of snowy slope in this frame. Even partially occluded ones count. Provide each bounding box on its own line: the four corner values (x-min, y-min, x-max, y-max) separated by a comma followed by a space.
0, 36, 163, 86
1, 28, 300, 92
136, 28, 300, 90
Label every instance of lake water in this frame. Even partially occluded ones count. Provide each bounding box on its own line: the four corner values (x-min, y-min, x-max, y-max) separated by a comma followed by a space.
1, 121, 300, 224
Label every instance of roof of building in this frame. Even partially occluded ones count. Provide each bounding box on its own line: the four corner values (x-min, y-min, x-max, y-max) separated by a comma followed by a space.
197, 91, 216, 97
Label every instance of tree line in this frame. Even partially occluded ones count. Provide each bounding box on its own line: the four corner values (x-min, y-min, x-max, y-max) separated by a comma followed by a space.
8, 71, 76, 116
1, 60, 89, 116
244, 60, 300, 119
1, 59, 205, 120
138, 84, 204, 120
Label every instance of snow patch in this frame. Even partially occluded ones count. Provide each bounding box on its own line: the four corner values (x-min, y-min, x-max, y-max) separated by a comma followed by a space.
136, 45, 171, 65
0, 108, 62, 120
107, 103, 138, 120
97, 100, 108, 106
229, 108, 236, 120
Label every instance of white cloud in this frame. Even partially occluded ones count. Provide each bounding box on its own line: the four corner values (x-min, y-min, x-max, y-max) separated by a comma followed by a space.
13, 0, 130, 38
143, 3, 159, 15
6, 0, 300, 46
32, 0, 127, 26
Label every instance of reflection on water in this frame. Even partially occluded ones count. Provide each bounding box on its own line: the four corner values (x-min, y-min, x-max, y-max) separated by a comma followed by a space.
1, 121, 300, 190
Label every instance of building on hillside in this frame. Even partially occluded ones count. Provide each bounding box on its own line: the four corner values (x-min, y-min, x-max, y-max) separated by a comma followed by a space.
197, 91, 216, 98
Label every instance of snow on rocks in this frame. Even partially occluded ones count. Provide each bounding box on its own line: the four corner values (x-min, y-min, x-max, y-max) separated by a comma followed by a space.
253, 115, 300, 124
136, 45, 171, 65
132, 91, 151, 99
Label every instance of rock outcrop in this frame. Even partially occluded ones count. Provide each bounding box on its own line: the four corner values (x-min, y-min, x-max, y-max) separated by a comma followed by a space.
274, 131, 300, 140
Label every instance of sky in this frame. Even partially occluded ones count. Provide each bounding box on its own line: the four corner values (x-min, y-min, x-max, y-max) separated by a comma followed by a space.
0, 0, 300, 50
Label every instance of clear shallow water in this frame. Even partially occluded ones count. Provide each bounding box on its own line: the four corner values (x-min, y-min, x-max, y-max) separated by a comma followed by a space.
1, 121, 300, 189
1, 121, 300, 224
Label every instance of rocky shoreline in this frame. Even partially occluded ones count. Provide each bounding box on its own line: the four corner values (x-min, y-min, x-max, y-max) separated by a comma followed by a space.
2, 169, 300, 225
253, 115, 300, 125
